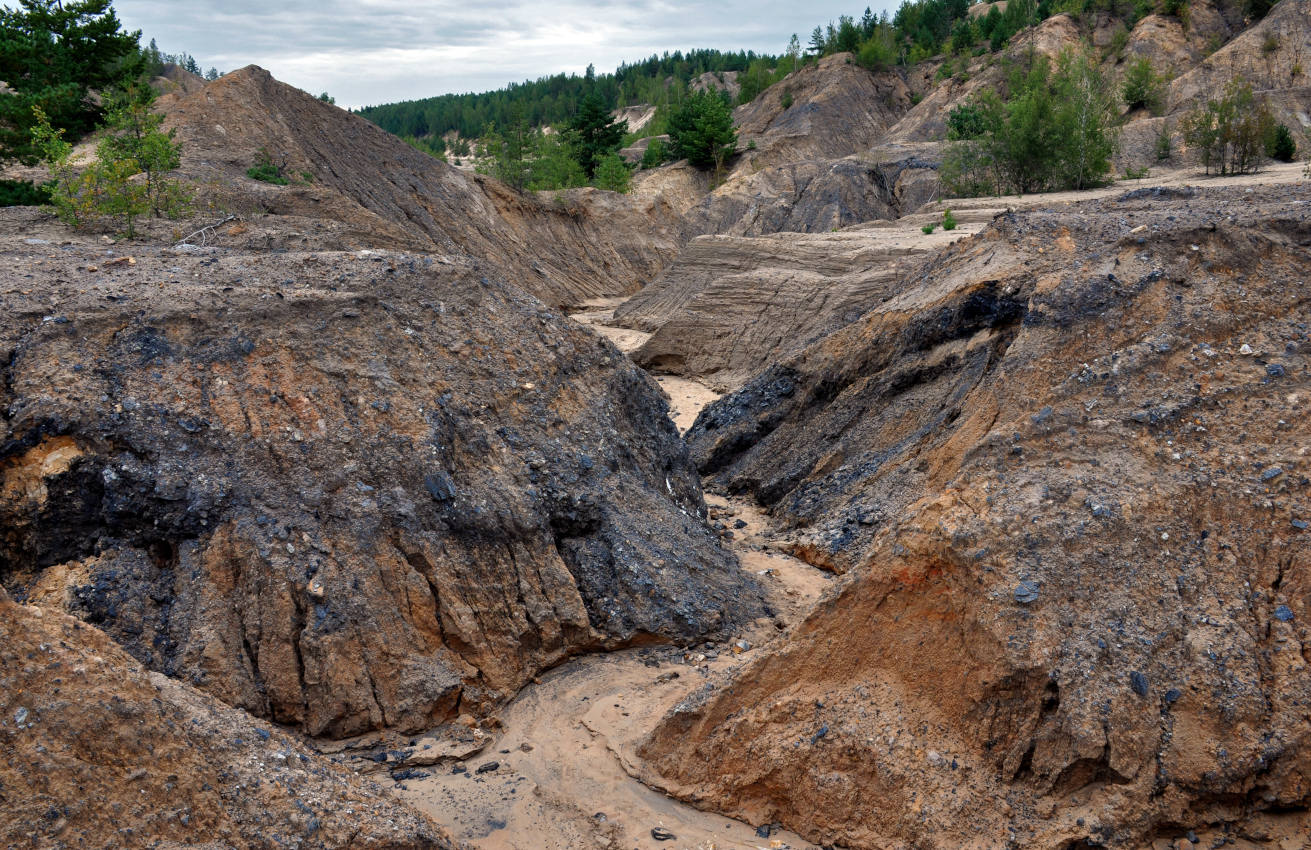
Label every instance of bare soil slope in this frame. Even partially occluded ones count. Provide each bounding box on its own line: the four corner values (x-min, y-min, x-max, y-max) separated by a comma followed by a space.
613, 213, 986, 390
161, 67, 686, 307
642, 183, 1311, 849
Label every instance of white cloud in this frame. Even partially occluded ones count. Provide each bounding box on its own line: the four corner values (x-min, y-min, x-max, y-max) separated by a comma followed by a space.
114, 0, 893, 108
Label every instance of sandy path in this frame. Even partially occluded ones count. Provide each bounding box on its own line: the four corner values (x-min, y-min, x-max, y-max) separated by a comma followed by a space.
398, 308, 830, 849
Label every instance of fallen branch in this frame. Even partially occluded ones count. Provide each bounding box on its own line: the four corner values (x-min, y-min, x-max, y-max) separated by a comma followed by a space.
174, 214, 240, 248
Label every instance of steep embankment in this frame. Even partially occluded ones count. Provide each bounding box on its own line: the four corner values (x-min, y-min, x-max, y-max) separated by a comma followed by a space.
0, 586, 459, 850
0, 221, 764, 740
641, 184, 1311, 849
161, 67, 687, 307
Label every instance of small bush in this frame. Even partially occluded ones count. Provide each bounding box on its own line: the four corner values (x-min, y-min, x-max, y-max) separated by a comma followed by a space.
247, 147, 289, 184
1261, 34, 1280, 55
942, 209, 957, 230
746, 139, 757, 151
1154, 121, 1173, 161
640, 138, 668, 169
0, 178, 52, 206
1266, 124, 1297, 162
780, 89, 794, 109
1121, 58, 1165, 114
922, 222, 937, 234
1123, 165, 1150, 179
592, 153, 631, 193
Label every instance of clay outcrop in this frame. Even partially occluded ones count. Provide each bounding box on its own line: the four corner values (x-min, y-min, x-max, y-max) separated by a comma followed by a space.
0, 586, 459, 850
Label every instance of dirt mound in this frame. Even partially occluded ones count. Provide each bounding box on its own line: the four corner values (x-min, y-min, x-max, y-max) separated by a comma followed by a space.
0, 220, 764, 739
159, 66, 684, 307
0, 586, 457, 850
641, 184, 1311, 848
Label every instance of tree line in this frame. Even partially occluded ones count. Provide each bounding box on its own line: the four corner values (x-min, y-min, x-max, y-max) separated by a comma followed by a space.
358, 49, 776, 143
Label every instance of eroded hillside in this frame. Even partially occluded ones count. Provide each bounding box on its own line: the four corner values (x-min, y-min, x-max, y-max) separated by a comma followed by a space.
640, 184, 1311, 849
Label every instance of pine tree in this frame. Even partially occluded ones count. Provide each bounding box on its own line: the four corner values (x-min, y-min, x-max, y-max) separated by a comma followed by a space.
565, 93, 624, 178
0, 0, 144, 164
593, 153, 631, 192
668, 90, 738, 173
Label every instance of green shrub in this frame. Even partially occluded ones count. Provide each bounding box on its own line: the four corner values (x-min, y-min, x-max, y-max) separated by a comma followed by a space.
780, 89, 795, 109
592, 153, 631, 193
1266, 123, 1297, 162
922, 222, 937, 234
1154, 121, 1173, 161
247, 147, 289, 184
1180, 79, 1274, 174
942, 209, 957, 230
640, 138, 668, 169
32, 97, 190, 237
1121, 58, 1165, 114
941, 52, 1118, 197
0, 178, 52, 206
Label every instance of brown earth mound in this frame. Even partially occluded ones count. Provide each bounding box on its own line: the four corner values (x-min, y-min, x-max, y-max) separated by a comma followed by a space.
641, 184, 1311, 848
0, 215, 764, 739
160, 66, 685, 307
0, 586, 458, 850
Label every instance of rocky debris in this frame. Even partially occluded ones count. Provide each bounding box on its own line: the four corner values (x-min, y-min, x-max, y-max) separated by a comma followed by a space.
613, 212, 984, 390
641, 184, 1311, 848
0, 222, 765, 739
0, 586, 459, 850
157, 66, 687, 307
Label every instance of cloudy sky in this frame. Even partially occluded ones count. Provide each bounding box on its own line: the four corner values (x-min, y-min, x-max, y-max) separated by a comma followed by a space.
112, 1, 887, 109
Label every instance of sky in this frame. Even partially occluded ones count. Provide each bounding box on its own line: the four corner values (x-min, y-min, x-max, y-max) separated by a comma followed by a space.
112, 0, 887, 109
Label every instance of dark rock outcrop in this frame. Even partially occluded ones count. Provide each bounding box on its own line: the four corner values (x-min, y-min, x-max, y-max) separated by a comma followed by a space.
0, 230, 764, 739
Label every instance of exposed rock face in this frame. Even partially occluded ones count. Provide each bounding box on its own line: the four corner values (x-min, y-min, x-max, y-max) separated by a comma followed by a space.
642, 185, 1311, 848
0, 586, 458, 850
730, 55, 912, 177
160, 66, 686, 307
1167, 0, 1311, 146
0, 225, 763, 739
685, 153, 939, 237
613, 218, 982, 390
